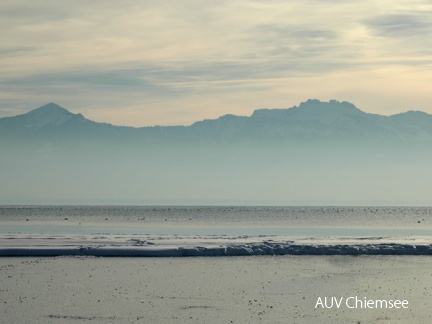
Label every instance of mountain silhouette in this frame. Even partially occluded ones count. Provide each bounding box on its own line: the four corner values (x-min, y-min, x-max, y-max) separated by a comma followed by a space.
1, 102, 85, 129
2, 99, 431, 146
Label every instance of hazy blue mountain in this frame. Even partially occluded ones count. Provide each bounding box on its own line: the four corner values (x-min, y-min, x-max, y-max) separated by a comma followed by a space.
191, 99, 432, 145
1, 99, 432, 147
0, 102, 120, 142
6, 103, 81, 128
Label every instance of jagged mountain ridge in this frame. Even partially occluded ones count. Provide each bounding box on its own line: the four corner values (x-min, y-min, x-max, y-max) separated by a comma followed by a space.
1, 99, 432, 145
192, 100, 432, 141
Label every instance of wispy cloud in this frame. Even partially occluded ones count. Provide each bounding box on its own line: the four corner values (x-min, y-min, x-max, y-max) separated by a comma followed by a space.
365, 13, 432, 37
1, 1, 432, 125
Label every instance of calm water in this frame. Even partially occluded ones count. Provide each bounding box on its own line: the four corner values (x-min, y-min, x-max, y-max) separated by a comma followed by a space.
1, 206, 431, 237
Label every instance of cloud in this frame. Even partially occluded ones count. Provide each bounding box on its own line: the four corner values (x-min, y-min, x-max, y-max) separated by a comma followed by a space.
362, 11, 432, 59
365, 13, 432, 37
246, 24, 341, 67
0, 46, 35, 58
1, 1, 432, 125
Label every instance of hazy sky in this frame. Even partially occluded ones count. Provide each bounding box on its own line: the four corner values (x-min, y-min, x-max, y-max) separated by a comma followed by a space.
1, 0, 432, 126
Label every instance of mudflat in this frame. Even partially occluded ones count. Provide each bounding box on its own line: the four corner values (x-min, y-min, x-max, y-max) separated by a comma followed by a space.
1, 256, 431, 323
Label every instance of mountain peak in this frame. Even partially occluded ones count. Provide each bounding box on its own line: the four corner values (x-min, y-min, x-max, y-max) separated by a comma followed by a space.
296, 99, 363, 113
251, 99, 364, 121
28, 102, 70, 114
22, 103, 80, 128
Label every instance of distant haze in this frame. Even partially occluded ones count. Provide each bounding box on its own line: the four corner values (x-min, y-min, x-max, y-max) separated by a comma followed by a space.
1, 100, 431, 205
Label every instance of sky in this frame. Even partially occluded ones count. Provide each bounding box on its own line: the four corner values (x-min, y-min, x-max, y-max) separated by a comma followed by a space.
1, 0, 432, 127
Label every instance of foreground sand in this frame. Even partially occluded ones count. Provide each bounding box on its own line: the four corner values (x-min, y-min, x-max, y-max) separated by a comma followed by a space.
1, 256, 431, 323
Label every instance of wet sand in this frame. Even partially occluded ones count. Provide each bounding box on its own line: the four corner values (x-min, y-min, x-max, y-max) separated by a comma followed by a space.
1, 256, 431, 323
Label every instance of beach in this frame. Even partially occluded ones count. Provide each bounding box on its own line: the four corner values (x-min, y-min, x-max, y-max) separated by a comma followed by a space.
1, 255, 431, 323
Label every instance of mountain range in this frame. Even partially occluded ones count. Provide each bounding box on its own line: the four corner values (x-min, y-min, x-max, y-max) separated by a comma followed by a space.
1, 99, 432, 147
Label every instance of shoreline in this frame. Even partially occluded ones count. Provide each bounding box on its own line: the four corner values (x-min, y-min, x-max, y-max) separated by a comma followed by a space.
1, 234, 432, 256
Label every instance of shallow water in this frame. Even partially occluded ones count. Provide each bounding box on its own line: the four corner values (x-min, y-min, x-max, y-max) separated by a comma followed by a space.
1, 206, 432, 256
1, 206, 431, 237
